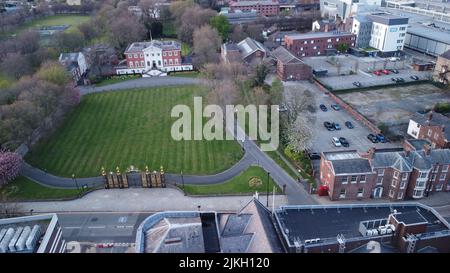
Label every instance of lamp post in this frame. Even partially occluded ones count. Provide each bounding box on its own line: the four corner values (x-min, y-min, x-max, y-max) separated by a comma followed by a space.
72, 174, 80, 197
266, 172, 270, 207
181, 170, 185, 196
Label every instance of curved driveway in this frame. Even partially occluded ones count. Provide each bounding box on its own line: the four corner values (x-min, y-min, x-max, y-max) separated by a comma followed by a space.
20, 76, 316, 205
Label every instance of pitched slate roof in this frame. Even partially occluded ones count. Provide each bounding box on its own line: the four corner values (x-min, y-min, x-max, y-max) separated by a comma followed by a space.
372, 149, 450, 172
237, 37, 267, 59
271, 46, 304, 64
441, 49, 450, 60
372, 151, 413, 172
411, 111, 450, 140
331, 158, 373, 175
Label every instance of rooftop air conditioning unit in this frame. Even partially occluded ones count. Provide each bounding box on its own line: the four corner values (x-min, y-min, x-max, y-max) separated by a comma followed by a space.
366, 230, 373, 236
379, 228, 387, 235
386, 228, 393, 234
304, 239, 311, 244
371, 229, 378, 236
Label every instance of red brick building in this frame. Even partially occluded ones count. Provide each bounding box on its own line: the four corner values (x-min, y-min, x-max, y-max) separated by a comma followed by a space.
271, 46, 312, 81
320, 146, 450, 201
284, 31, 356, 57
407, 111, 450, 149
229, 0, 280, 16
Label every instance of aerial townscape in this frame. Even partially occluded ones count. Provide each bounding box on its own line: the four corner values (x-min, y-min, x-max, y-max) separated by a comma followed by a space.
1, 0, 450, 259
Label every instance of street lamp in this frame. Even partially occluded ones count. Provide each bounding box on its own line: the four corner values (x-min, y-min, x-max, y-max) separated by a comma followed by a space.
72, 174, 80, 197
266, 172, 270, 207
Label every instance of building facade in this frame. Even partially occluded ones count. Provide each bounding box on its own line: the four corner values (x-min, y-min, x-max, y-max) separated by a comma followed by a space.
271, 46, 313, 81
320, 146, 450, 201
351, 15, 373, 48
58, 52, 88, 85
285, 31, 356, 57
433, 50, 450, 85
367, 13, 409, 56
116, 40, 193, 76
407, 111, 450, 149
229, 0, 280, 16
221, 37, 267, 64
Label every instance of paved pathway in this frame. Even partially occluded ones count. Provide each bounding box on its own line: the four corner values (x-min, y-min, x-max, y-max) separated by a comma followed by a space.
78, 76, 201, 95
16, 188, 288, 213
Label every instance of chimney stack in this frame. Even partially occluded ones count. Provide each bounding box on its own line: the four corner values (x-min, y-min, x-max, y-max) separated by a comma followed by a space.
423, 143, 432, 155
428, 111, 433, 122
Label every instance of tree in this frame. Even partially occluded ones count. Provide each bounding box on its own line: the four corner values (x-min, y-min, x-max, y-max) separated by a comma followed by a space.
170, 0, 195, 22
286, 115, 313, 152
244, 24, 264, 42
55, 31, 86, 52
0, 53, 32, 79
209, 15, 230, 41
36, 61, 71, 86
78, 20, 101, 41
139, 0, 160, 19
17, 30, 40, 55
109, 14, 146, 51
192, 25, 221, 67
177, 5, 217, 44
230, 25, 247, 43
0, 149, 22, 187
336, 43, 349, 53
254, 63, 268, 86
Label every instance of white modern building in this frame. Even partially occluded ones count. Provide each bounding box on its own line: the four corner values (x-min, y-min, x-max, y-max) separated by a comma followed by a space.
58, 52, 88, 85
367, 13, 409, 56
320, 0, 382, 21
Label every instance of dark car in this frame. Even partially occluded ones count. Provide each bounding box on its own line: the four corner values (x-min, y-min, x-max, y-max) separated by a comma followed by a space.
339, 137, 349, 147
391, 77, 398, 82
397, 77, 405, 83
331, 104, 341, 111
334, 123, 341, 130
410, 75, 419, 80
367, 134, 378, 143
345, 121, 354, 129
308, 152, 321, 160
353, 81, 362, 87
376, 134, 386, 143
320, 104, 328, 112
324, 121, 335, 131
390, 69, 399, 74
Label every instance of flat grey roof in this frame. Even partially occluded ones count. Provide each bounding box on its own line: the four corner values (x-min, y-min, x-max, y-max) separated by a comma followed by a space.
285, 31, 355, 40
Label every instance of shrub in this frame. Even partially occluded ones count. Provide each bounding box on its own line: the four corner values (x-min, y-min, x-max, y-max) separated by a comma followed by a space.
0, 149, 22, 187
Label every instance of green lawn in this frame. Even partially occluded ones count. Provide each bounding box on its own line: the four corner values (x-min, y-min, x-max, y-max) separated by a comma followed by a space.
182, 166, 281, 195
12, 15, 91, 35
26, 85, 243, 178
170, 71, 200, 78
162, 21, 176, 37
1, 176, 81, 200
266, 151, 300, 180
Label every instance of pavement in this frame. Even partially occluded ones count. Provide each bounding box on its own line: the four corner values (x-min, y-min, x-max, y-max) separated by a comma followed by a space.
17, 187, 289, 213
78, 76, 201, 95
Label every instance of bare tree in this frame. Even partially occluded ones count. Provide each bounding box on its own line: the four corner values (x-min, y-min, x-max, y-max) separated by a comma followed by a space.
109, 14, 146, 51
286, 115, 313, 152
192, 25, 221, 68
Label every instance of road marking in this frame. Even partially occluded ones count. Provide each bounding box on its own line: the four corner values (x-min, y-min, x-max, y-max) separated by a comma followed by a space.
63, 226, 81, 229
87, 226, 106, 229
359, 69, 373, 77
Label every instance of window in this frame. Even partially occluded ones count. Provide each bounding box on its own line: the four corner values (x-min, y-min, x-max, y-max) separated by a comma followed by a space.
128, 54, 132, 58
147, 61, 150, 66
440, 174, 446, 181
400, 27, 406, 31
336, 38, 340, 42
169, 59, 173, 65
310, 40, 314, 44
141, 61, 144, 67
169, 51, 172, 56
378, 169, 384, 176
146, 54, 149, 57
134, 54, 138, 58
443, 165, 449, 173
157, 53, 160, 56
400, 33, 406, 37
313, 46, 317, 50
360, 175, 366, 183
413, 189, 424, 198
304, 41, 307, 44
419, 172, 428, 179
129, 61, 133, 67
428, 129, 432, 137
397, 191, 403, 200
397, 40, 403, 44
416, 180, 426, 188
300, 47, 303, 51
435, 184, 443, 191
376, 177, 383, 185
393, 171, 399, 179
400, 180, 406, 189
163, 52, 166, 56
341, 176, 348, 184
135, 61, 139, 67
339, 189, 346, 199
327, 45, 332, 49
351, 176, 357, 184
357, 188, 364, 198
164, 60, 167, 65
140, 54, 143, 58
391, 179, 398, 187
158, 60, 161, 66
174, 51, 178, 56
389, 189, 395, 198
433, 165, 439, 173
175, 59, 179, 65
402, 173, 408, 181
431, 174, 436, 181
327, 38, 332, 42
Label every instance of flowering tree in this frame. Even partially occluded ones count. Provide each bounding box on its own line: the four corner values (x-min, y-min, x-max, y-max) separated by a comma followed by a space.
0, 149, 22, 187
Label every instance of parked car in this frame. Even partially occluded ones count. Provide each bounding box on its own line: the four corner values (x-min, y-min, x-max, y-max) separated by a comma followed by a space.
397, 77, 405, 83
390, 57, 400, 61
376, 134, 387, 143
391, 77, 397, 82
390, 69, 399, 74
339, 137, 349, 147
345, 121, 354, 129
320, 104, 328, 112
308, 152, 321, 160
367, 134, 378, 143
331, 104, 341, 111
410, 75, 419, 80
324, 121, 335, 131
382, 69, 390, 75
334, 123, 341, 130
332, 137, 342, 147
353, 81, 362, 87
373, 70, 381, 76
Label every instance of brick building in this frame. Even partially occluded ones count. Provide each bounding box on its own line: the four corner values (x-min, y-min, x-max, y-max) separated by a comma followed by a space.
433, 49, 450, 85
229, 0, 280, 16
221, 37, 267, 65
271, 46, 312, 80
407, 111, 450, 149
284, 31, 356, 57
116, 40, 193, 76
320, 146, 450, 201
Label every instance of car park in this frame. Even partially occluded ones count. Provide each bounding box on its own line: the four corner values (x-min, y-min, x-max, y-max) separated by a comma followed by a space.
334, 123, 341, 130
352, 81, 361, 87
390, 69, 399, 74
410, 75, 419, 80
320, 104, 328, 112
367, 134, 378, 143
332, 137, 341, 147
331, 104, 341, 111
324, 121, 335, 131
339, 137, 349, 147
345, 121, 354, 129
376, 134, 387, 143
